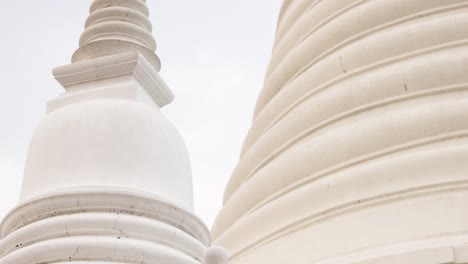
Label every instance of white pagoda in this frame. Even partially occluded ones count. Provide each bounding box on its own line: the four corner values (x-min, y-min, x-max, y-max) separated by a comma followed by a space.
0, 0, 226, 263
2, 0, 468, 264
213, 1, 468, 263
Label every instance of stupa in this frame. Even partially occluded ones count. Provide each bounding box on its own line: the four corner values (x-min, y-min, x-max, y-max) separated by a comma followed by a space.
213, 1, 468, 263
0, 0, 226, 263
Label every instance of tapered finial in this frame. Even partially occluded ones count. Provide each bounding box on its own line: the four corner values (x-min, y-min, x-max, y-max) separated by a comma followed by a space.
72, 0, 161, 71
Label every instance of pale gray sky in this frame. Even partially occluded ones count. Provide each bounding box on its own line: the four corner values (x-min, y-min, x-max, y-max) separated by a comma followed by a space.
0, 1, 282, 227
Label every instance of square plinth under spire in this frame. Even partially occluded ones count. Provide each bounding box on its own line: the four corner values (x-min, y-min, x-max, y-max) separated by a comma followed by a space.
50, 51, 174, 112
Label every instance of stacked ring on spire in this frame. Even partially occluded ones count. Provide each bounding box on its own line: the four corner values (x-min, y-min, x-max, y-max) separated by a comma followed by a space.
72, 0, 160, 71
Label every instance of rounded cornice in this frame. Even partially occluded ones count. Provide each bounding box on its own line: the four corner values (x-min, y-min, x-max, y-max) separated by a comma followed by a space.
90, 0, 149, 17
79, 21, 156, 51
0, 189, 210, 263
85, 6, 152, 31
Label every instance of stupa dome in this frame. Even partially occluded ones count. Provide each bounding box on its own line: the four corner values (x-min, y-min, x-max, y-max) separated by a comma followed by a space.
20, 99, 194, 211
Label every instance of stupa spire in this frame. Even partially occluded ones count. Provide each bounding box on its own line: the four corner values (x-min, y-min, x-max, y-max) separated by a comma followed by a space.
47, 0, 173, 111
72, 0, 161, 70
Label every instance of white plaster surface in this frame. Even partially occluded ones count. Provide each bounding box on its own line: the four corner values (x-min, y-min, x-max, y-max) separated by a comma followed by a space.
204, 246, 229, 264
213, 0, 468, 263
0, 0, 214, 263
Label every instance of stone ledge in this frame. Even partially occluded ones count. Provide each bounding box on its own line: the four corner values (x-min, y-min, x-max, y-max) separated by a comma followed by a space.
53, 51, 172, 108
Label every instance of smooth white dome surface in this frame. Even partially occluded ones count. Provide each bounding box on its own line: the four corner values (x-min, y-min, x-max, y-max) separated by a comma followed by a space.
20, 99, 194, 210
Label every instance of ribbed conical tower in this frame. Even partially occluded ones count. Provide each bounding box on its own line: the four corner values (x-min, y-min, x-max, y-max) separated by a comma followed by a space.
213, 1, 468, 263
0, 1, 226, 263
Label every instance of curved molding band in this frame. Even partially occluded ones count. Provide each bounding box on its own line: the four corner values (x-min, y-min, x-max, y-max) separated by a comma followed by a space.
0, 189, 210, 263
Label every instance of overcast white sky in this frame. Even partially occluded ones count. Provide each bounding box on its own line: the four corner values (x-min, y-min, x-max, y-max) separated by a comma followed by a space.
0, 1, 281, 227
